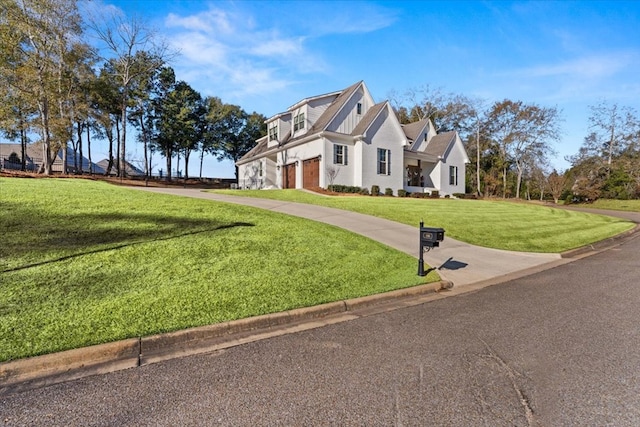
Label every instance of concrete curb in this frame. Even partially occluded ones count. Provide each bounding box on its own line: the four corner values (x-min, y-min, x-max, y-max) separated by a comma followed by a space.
0, 280, 452, 396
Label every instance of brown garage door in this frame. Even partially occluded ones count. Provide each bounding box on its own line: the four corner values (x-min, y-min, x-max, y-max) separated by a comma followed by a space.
283, 163, 296, 189
303, 157, 320, 188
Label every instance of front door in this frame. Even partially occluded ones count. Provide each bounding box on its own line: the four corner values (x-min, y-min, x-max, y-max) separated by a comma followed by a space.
283, 163, 296, 189
303, 157, 320, 189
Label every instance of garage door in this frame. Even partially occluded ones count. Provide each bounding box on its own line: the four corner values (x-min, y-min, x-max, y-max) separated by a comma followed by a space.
303, 157, 320, 188
283, 163, 296, 189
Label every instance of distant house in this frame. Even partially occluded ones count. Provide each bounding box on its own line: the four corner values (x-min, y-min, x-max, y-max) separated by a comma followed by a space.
0, 143, 105, 174
95, 159, 144, 177
0, 143, 149, 177
236, 81, 469, 196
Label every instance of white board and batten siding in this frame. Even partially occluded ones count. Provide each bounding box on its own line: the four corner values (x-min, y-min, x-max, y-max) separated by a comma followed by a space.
438, 135, 468, 196
360, 107, 405, 194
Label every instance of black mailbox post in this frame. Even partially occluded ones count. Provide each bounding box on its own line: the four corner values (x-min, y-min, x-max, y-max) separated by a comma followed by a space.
418, 221, 445, 276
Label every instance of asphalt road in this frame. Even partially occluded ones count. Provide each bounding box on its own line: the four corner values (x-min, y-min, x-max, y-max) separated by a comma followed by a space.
2, 224, 640, 425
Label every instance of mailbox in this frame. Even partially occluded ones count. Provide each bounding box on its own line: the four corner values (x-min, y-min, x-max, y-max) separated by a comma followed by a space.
418, 221, 445, 276
420, 226, 445, 248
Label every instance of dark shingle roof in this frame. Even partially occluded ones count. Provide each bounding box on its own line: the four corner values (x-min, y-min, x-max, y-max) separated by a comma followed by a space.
306, 81, 363, 135
402, 118, 429, 144
424, 131, 456, 158
351, 101, 387, 136
239, 137, 269, 162
238, 81, 364, 164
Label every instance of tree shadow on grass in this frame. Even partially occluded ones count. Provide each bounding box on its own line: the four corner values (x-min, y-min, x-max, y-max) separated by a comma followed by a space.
1, 202, 254, 272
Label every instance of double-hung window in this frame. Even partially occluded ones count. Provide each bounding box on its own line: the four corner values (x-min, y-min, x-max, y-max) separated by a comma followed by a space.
294, 113, 305, 131
449, 166, 458, 186
333, 144, 347, 165
377, 148, 391, 175
268, 124, 278, 141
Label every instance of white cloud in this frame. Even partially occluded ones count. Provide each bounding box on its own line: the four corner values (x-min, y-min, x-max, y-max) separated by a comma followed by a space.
249, 36, 305, 58
487, 51, 640, 104
161, 2, 394, 104
306, 2, 398, 35
518, 53, 635, 80
165, 9, 236, 34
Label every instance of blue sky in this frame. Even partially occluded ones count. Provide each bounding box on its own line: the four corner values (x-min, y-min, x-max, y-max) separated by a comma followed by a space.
98, 0, 640, 178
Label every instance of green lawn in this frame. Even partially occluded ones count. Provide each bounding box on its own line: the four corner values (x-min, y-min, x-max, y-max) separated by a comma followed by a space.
213, 190, 635, 253
0, 178, 434, 362
573, 199, 640, 212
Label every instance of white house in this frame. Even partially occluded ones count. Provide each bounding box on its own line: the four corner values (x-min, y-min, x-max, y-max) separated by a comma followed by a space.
236, 81, 469, 196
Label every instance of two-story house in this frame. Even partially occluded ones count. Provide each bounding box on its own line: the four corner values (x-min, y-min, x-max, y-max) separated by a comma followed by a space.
236, 81, 469, 196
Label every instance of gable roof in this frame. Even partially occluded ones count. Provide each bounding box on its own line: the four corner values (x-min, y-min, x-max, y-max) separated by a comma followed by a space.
94, 159, 142, 176
240, 137, 269, 161
351, 101, 387, 136
306, 80, 363, 136
424, 131, 456, 158
402, 118, 430, 145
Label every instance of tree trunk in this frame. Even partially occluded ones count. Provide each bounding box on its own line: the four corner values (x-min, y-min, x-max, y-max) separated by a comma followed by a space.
87, 125, 93, 174
115, 120, 121, 177
199, 149, 205, 179
475, 124, 482, 197
165, 149, 172, 181
139, 116, 149, 185
39, 99, 52, 175
119, 89, 128, 177
502, 165, 507, 199
78, 122, 83, 174
515, 162, 523, 199
105, 121, 115, 176
62, 143, 68, 175
20, 126, 27, 171
184, 149, 190, 180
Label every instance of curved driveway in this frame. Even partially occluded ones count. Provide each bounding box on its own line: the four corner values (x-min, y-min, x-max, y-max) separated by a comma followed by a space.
3, 207, 640, 425
133, 188, 567, 288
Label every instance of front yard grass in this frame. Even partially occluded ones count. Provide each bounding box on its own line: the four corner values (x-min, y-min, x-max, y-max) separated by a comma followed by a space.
0, 178, 434, 362
213, 190, 634, 253
573, 199, 640, 212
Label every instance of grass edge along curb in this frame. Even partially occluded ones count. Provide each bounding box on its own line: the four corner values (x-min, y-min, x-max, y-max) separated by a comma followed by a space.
0, 280, 452, 396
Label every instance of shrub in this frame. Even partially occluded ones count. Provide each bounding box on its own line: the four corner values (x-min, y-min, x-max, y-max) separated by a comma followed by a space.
371, 185, 380, 196
452, 193, 466, 199
359, 187, 370, 195
397, 189, 408, 197
430, 190, 439, 198
385, 188, 393, 196
328, 185, 362, 194
410, 192, 426, 198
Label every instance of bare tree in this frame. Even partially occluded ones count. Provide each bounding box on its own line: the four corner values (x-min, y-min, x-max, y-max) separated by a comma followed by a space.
485, 100, 561, 199
87, 8, 171, 177
325, 165, 340, 186
547, 170, 567, 204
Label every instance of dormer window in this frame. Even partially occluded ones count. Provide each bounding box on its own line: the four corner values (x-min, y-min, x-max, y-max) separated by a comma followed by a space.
294, 113, 305, 131
268, 123, 278, 141
357, 103, 362, 115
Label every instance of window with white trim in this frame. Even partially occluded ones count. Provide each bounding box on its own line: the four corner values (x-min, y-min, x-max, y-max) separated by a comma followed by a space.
333, 144, 347, 165
293, 113, 305, 131
449, 165, 458, 186
377, 148, 391, 175
268, 123, 278, 141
